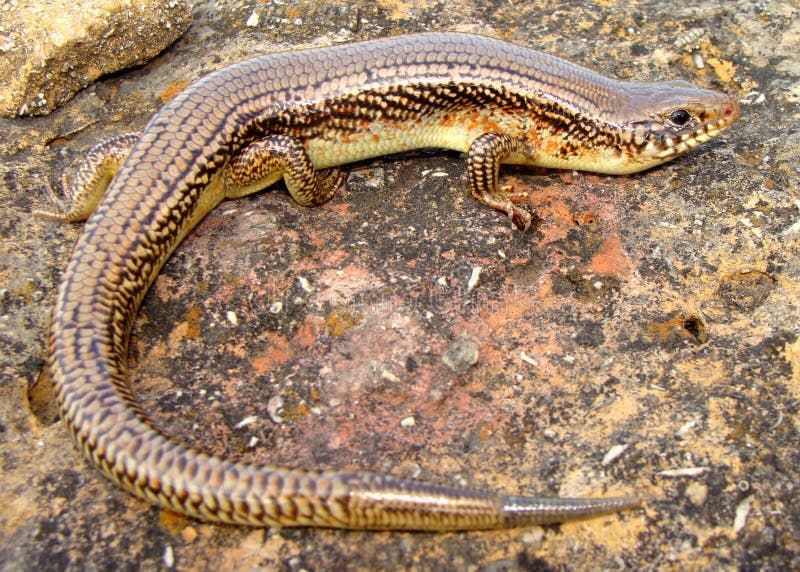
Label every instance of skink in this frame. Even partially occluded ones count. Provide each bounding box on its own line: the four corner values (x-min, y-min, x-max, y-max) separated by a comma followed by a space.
41, 33, 738, 530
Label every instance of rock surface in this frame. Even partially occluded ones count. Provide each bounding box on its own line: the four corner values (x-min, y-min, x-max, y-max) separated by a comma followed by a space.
0, 0, 192, 116
0, 0, 798, 570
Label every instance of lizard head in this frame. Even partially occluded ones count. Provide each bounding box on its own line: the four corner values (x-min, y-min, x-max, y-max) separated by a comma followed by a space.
605, 80, 739, 174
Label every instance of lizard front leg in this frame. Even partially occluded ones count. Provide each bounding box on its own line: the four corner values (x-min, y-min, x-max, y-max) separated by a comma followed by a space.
466, 132, 538, 231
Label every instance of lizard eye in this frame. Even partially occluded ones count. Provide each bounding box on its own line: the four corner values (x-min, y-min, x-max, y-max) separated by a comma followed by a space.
666, 109, 692, 127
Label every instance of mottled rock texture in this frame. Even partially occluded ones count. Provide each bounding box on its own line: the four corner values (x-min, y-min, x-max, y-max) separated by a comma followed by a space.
0, 0, 798, 570
0, 0, 191, 116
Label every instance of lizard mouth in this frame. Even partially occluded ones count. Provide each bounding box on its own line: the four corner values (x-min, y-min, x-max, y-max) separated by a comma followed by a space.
656, 98, 739, 159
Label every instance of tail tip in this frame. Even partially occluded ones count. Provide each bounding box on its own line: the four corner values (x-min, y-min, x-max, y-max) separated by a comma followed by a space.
500, 493, 641, 527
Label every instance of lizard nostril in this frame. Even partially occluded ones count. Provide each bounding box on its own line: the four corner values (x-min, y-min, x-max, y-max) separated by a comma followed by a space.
724, 99, 740, 122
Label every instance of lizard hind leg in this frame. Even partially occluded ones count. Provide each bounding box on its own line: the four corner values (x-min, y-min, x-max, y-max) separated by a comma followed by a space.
225, 134, 344, 206
35, 132, 141, 221
466, 132, 538, 231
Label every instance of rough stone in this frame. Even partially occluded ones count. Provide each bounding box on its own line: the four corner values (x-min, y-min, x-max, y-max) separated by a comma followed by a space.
1, 0, 799, 570
0, 0, 192, 116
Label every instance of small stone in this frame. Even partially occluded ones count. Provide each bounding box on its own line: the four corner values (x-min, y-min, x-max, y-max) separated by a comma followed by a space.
442, 338, 479, 374
733, 496, 752, 534
163, 545, 174, 568
522, 527, 545, 547
684, 482, 708, 506
234, 415, 258, 429
245, 11, 260, 27
675, 419, 698, 438
520, 351, 538, 367
658, 467, 709, 478
602, 444, 629, 466
267, 395, 284, 424
181, 526, 198, 543
381, 370, 401, 383
467, 267, 481, 291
